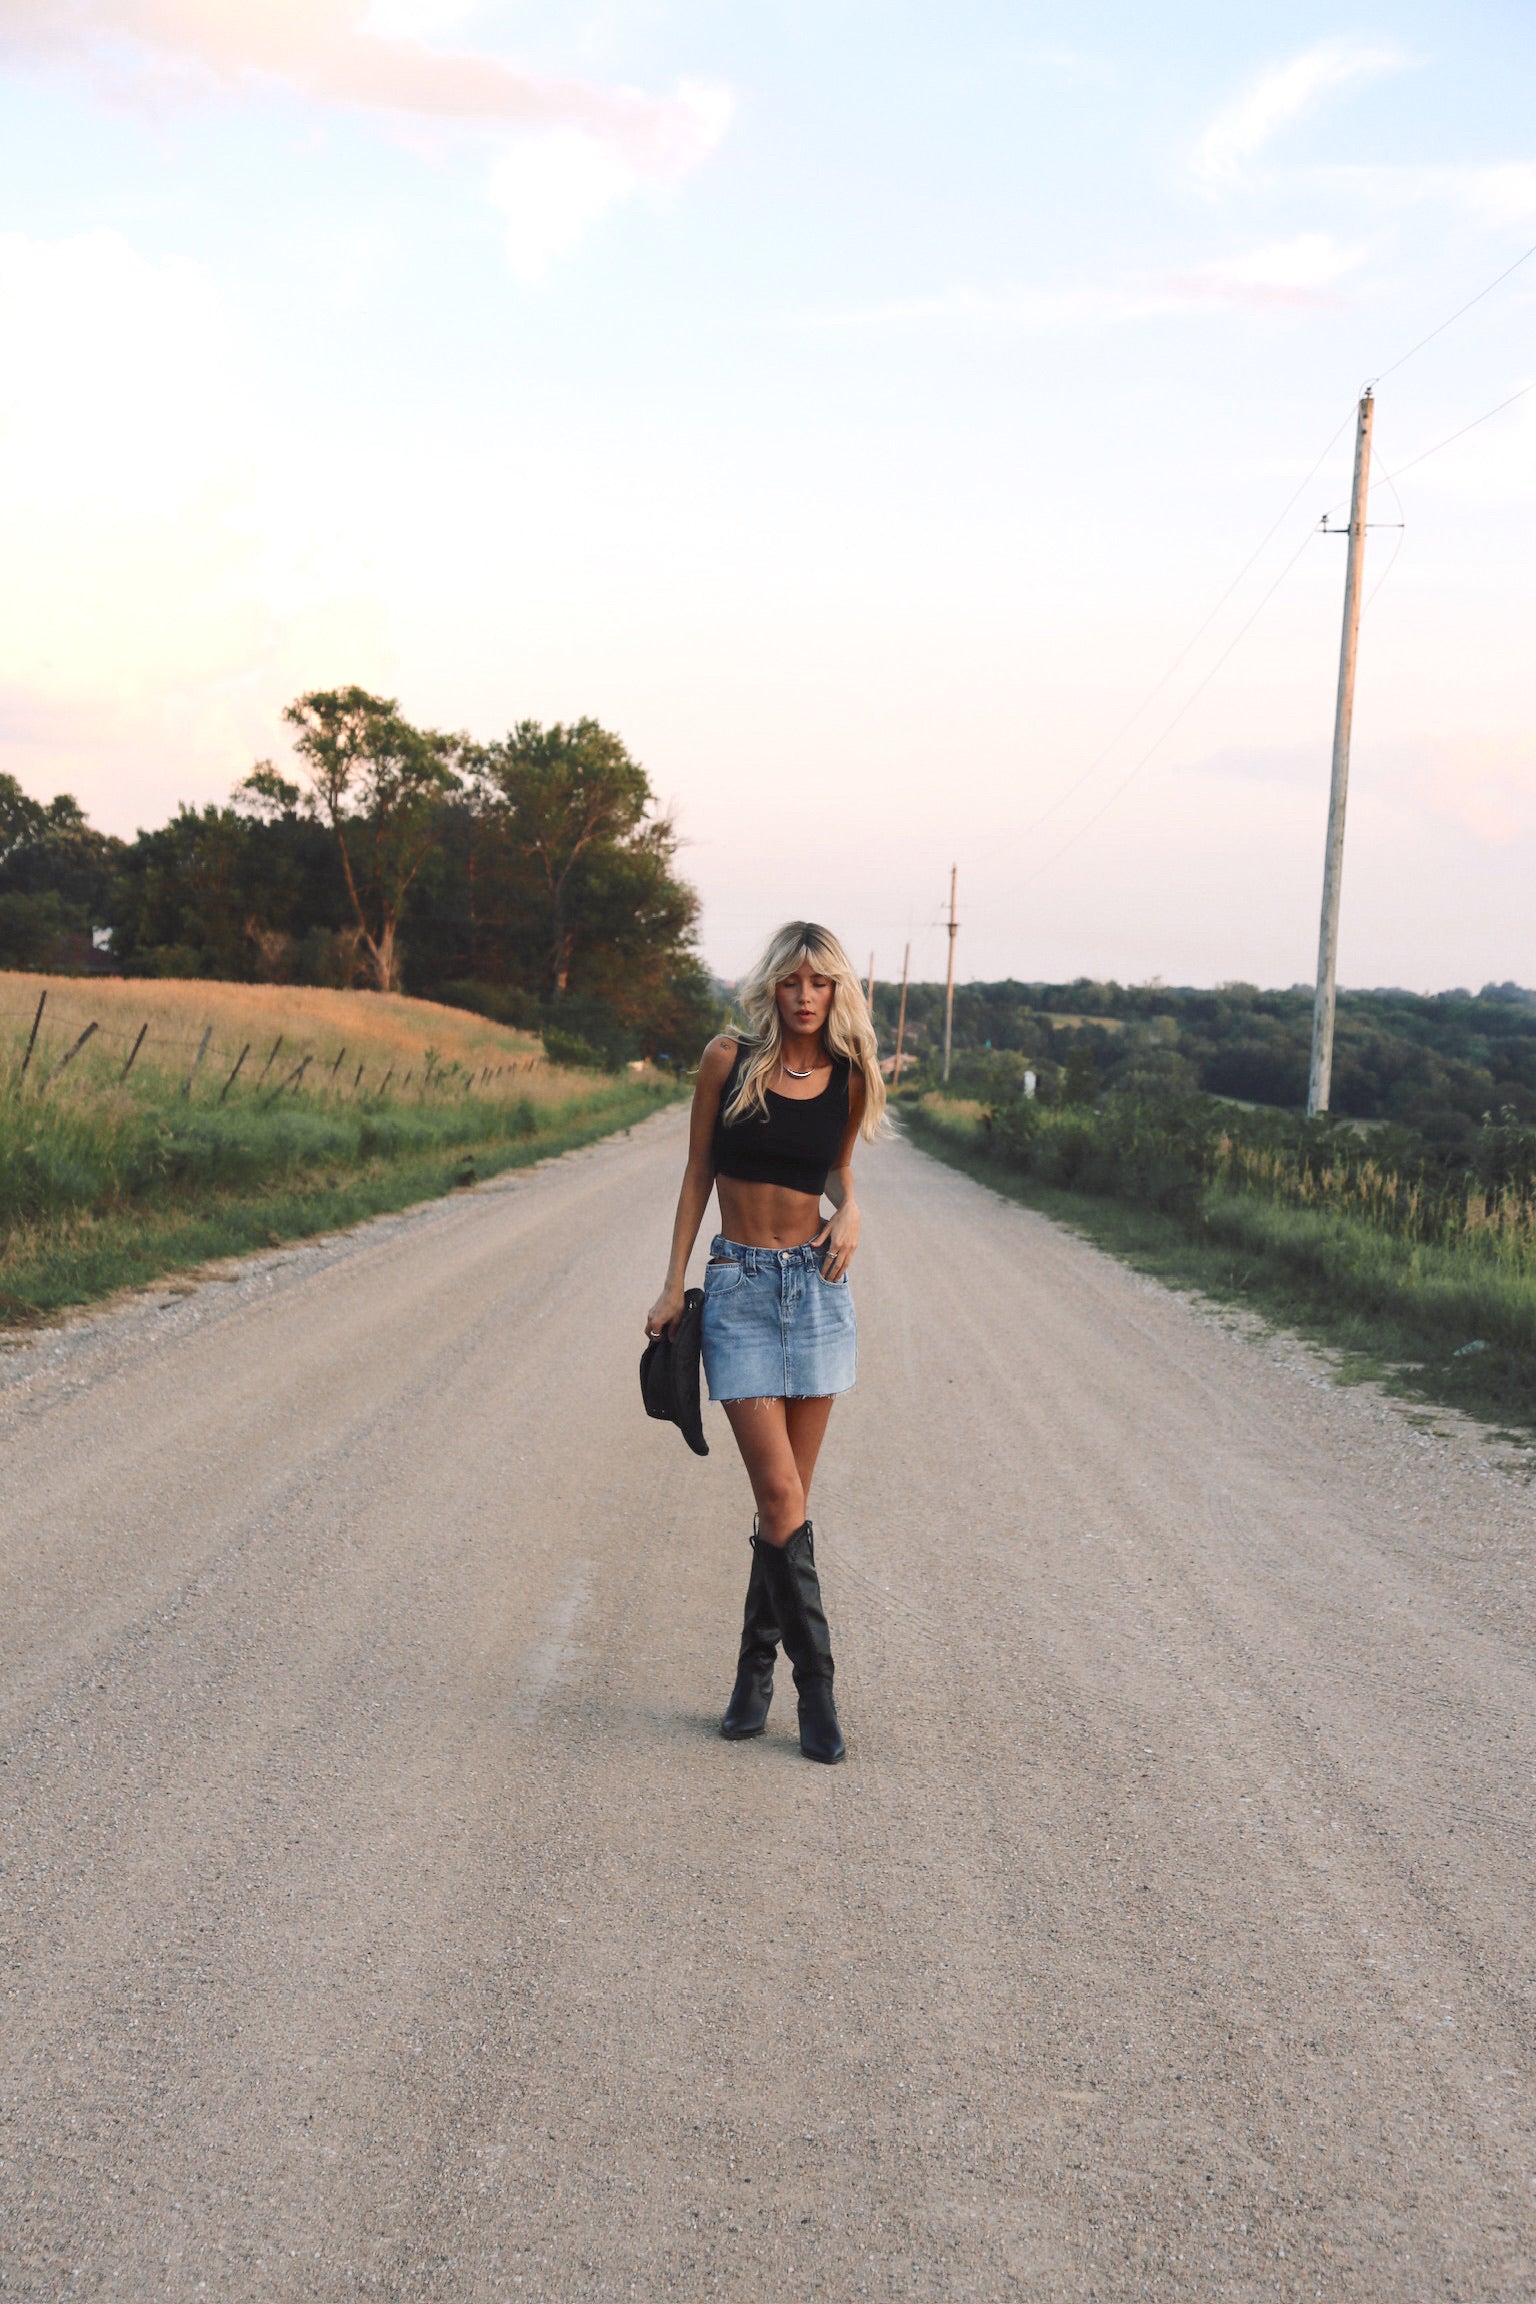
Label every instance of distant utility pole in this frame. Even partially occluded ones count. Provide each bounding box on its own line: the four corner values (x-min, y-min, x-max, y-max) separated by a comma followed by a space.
942, 866, 959, 1085
866, 952, 876, 1014
1307, 388, 1375, 1118
893, 942, 910, 1085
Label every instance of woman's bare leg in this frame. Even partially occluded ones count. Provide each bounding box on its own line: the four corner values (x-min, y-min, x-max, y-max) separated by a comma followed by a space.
723, 1396, 832, 1544
723, 1396, 845, 1761
785, 1395, 834, 1511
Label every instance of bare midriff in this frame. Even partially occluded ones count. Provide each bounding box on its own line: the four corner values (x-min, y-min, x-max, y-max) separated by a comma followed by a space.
714, 1177, 824, 1252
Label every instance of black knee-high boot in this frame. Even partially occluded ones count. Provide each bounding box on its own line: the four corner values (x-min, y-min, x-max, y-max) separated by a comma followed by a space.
752, 1522, 846, 1764
720, 1537, 780, 1739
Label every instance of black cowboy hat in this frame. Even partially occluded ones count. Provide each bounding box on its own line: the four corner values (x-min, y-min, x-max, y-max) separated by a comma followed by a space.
639, 1286, 708, 1456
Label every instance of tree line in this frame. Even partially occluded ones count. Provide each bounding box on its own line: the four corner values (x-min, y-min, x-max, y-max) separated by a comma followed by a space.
0, 690, 720, 1069
888, 975, 1536, 1169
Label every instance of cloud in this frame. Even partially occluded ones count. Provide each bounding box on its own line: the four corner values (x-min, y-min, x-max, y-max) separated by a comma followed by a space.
487, 130, 640, 285
1405, 738, 1536, 846
786, 283, 1110, 333
1196, 41, 1409, 186
1160, 231, 1368, 308
0, 229, 386, 823
1319, 162, 1536, 231
484, 76, 729, 281
361, 0, 477, 35
789, 233, 1368, 332
0, 1, 732, 273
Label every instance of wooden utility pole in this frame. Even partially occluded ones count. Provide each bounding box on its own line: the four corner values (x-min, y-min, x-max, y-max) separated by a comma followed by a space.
893, 942, 910, 1085
866, 952, 876, 1013
1307, 388, 1374, 1118
942, 866, 958, 1085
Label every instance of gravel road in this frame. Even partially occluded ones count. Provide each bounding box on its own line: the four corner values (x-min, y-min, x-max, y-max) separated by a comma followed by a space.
3, 1109, 1535, 2301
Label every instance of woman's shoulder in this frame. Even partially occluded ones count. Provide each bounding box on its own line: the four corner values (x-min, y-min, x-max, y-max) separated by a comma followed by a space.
700, 1034, 744, 1078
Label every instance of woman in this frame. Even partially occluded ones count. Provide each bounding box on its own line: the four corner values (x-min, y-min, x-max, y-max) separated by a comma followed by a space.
645, 922, 886, 1765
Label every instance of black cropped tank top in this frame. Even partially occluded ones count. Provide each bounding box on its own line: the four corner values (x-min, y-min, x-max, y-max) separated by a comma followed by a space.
712, 1040, 851, 1200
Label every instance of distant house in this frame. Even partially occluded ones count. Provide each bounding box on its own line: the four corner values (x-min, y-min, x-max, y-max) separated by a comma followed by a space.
47, 928, 121, 975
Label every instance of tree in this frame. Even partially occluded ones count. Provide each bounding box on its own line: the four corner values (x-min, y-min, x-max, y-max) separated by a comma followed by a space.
110, 800, 349, 981
0, 779, 122, 970
0, 703, 720, 1057
476, 720, 652, 999
114, 806, 253, 978
0, 773, 46, 864
275, 687, 461, 994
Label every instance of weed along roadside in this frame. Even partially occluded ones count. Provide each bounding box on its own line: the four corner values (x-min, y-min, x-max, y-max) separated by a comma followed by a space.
903, 1089, 1536, 1441
0, 972, 684, 1323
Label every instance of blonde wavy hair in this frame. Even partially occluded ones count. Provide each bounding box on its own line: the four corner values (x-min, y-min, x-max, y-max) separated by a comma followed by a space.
724, 921, 887, 1139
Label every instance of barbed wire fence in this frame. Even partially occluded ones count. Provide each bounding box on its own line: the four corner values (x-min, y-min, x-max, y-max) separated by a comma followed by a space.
1, 990, 548, 1105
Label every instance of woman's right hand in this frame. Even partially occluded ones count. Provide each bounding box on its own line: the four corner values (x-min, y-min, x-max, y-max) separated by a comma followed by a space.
645, 1284, 685, 1341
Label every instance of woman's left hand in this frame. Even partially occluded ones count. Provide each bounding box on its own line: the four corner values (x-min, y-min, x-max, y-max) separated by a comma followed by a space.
812, 1201, 860, 1283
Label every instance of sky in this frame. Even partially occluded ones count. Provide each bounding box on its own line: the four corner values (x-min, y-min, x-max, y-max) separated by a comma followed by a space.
0, 1, 1533, 993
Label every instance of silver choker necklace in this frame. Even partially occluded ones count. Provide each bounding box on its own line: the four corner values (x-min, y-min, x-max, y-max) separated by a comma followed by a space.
781, 1057, 816, 1079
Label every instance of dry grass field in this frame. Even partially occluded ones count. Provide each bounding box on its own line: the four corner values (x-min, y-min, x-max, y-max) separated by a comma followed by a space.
0, 971, 680, 1320
0, 972, 558, 1100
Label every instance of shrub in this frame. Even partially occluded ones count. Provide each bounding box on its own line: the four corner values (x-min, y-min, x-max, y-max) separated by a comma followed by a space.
943, 1049, 1034, 1100
436, 979, 543, 1031
956, 1086, 1536, 1272
1060, 1043, 1100, 1107
542, 1026, 608, 1070
987, 1091, 1221, 1216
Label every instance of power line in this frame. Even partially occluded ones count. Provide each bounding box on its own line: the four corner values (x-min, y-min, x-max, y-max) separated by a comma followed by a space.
1387, 378, 1536, 479
1371, 238, 1536, 386
1007, 239, 1536, 861
1351, 376, 1534, 618
1003, 405, 1358, 852
1010, 523, 1320, 895
980, 234, 1536, 910
1361, 445, 1407, 615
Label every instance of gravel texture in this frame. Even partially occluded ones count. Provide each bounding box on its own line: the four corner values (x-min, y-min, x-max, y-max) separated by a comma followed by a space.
2, 1108, 1534, 2300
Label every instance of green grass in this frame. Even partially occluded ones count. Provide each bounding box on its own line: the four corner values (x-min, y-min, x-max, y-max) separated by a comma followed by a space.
904, 1100, 1536, 1443
0, 1076, 680, 1322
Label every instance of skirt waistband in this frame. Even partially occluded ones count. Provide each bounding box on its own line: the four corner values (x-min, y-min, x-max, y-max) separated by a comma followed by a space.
707, 1232, 823, 1274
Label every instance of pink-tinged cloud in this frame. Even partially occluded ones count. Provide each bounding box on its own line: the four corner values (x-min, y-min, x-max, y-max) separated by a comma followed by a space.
0, 1, 728, 173
1157, 232, 1368, 309
790, 234, 1369, 333
1408, 741, 1536, 847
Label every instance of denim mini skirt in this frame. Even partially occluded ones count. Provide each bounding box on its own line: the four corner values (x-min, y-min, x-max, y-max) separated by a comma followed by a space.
698, 1234, 857, 1403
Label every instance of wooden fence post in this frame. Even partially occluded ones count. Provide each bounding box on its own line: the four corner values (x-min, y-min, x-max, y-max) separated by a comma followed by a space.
17, 989, 46, 1084
38, 1021, 98, 1093
219, 1044, 251, 1103
120, 1022, 148, 1083
184, 1025, 212, 1098
264, 1054, 312, 1106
